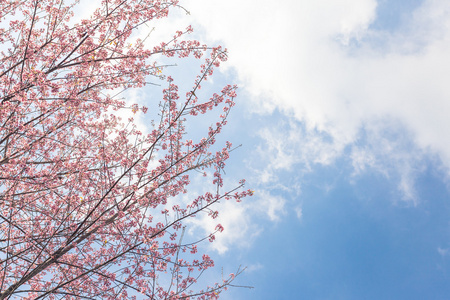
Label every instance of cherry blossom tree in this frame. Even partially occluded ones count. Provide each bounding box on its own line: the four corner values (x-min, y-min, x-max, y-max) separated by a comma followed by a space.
0, 0, 251, 298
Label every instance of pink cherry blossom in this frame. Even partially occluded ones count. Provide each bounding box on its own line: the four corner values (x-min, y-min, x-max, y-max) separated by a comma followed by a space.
0, 0, 251, 299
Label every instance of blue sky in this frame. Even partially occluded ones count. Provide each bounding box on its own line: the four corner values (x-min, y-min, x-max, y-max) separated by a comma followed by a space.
2, 0, 450, 298
129, 0, 450, 298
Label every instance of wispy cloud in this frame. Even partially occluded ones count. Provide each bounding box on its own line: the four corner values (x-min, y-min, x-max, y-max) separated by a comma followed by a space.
185, 187, 287, 254
295, 206, 303, 220
254, 190, 286, 222
438, 247, 450, 257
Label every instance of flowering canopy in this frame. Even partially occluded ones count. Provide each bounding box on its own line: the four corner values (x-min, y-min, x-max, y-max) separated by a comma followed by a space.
0, 0, 250, 298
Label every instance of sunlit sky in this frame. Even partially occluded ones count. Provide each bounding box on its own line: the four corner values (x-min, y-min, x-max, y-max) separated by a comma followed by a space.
134, 0, 450, 299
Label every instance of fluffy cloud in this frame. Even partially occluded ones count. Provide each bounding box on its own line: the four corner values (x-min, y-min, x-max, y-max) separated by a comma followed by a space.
180, 0, 450, 201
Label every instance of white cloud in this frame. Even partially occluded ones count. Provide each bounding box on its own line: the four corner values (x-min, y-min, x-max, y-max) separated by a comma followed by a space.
295, 206, 303, 220
254, 190, 286, 222
245, 262, 264, 273
184, 187, 287, 254
349, 120, 428, 204
255, 121, 342, 179
181, 172, 289, 254
176, 0, 450, 202
187, 199, 261, 254
438, 247, 450, 257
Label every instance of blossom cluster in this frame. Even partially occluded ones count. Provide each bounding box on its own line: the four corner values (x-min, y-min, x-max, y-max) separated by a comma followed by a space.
0, 0, 249, 299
